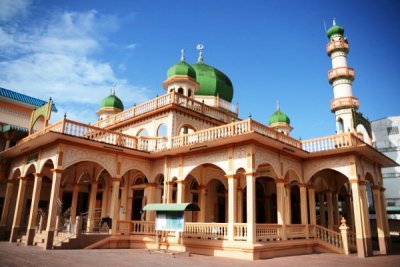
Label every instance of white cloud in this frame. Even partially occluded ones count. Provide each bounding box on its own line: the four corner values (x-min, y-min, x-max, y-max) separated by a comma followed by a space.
0, 6, 150, 124
126, 43, 137, 49
0, 0, 32, 22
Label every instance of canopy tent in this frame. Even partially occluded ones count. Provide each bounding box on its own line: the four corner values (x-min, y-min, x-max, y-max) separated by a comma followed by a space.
143, 203, 200, 212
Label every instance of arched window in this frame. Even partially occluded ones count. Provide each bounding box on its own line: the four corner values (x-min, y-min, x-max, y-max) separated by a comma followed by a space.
188, 89, 192, 97
157, 123, 168, 137
336, 118, 344, 133
137, 128, 148, 137
178, 87, 184, 95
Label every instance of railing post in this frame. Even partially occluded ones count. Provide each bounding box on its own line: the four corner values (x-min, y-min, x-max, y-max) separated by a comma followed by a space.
55, 215, 60, 236
339, 217, 350, 255
75, 216, 82, 237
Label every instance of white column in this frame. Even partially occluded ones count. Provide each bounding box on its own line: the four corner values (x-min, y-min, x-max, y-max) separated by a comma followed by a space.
198, 186, 206, 222
0, 181, 14, 235
372, 186, 387, 254
299, 184, 308, 225
10, 177, 26, 242
351, 180, 373, 258
308, 187, 316, 225
227, 176, 237, 241
285, 185, 291, 224
87, 181, 98, 232
26, 173, 43, 245
327, 191, 333, 229
319, 193, 326, 227
276, 180, 286, 240
70, 183, 79, 225
177, 181, 186, 203
379, 187, 391, 251
246, 173, 256, 243
109, 178, 121, 235
44, 170, 62, 249
237, 188, 243, 223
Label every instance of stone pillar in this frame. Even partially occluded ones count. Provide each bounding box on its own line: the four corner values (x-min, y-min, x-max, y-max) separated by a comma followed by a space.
308, 187, 316, 225
109, 178, 121, 235
167, 182, 174, 203
246, 173, 256, 243
372, 186, 387, 254
177, 180, 186, 203
237, 188, 243, 223
339, 217, 350, 255
70, 183, 79, 225
276, 180, 286, 240
10, 177, 26, 242
345, 193, 354, 229
145, 183, 157, 221
379, 187, 391, 251
299, 184, 308, 225
227, 176, 237, 241
87, 181, 98, 232
333, 193, 339, 227
318, 193, 326, 227
351, 180, 373, 258
285, 185, 291, 224
26, 173, 43, 245
44, 169, 63, 249
327, 191, 333, 229
199, 186, 206, 222
101, 181, 109, 218
0, 181, 14, 236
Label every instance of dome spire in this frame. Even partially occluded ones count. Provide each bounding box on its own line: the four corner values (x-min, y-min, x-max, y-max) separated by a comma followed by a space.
197, 43, 204, 62
276, 100, 280, 111
180, 48, 185, 62
333, 18, 336, 26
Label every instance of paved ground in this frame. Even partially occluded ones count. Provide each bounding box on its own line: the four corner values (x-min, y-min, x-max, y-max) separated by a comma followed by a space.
0, 241, 399, 267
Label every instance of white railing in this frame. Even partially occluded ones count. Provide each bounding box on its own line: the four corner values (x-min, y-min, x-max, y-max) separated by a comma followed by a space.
184, 222, 228, 240
234, 223, 247, 241
286, 224, 307, 239
255, 224, 282, 241
116, 220, 156, 235
302, 133, 359, 152
92, 92, 236, 129
314, 224, 343, 249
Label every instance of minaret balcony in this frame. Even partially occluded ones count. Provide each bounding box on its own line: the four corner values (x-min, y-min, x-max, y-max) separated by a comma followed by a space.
330, 96, 359, 111
326, 39, 349, 55
328, 67, 355, 84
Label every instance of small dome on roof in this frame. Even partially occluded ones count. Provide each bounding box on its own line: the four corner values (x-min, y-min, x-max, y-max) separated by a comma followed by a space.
100, 90, 124, 111
326, 19, 344, 39
167, 61, 197, 79
269, 108, 290, 125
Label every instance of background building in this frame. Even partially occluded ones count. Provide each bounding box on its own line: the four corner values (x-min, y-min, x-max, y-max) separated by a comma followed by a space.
372, 116, 400, 216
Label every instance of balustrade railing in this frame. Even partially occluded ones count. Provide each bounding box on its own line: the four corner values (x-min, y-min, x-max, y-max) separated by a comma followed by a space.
116, 220, 156, 235
184, 222, 228, 240
255, 224, 282, 241
234, 223, 247, 241
286, 224, 307, 239
347, 229, 357, 251
302, 133, 358, 152
314, 224, 343, 249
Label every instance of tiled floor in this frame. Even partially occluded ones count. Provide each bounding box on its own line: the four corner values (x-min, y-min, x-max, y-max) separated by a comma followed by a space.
0, 241, 399, 267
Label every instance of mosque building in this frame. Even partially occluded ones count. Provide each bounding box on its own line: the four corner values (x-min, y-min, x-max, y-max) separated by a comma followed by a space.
0, 21, 397, 260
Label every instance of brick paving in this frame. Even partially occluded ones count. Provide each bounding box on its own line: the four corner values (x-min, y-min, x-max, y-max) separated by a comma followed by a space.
0, 241, 399, 267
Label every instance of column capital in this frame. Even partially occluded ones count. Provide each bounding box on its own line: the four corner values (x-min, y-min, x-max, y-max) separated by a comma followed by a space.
91, 181, 99, 186
275, 178, 286, 184
243, 172, 257, 177
145, 182, 157, 187
307, 185, 315, 190
18, 176, 26, 181
379, 187, 386, 192
50, 168, 64, 174
372, 185, 381, 191
33, 173, 43, 178
225, 174, 237, 179
175, 180, 186, 185
6, 179, 15, 184
111, 177, 121, 183
298, 183, 307, 188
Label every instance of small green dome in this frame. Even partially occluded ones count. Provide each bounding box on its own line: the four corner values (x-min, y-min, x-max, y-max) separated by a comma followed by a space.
167, 61, 196, 80
326, 24, 344, 39
269, 109, 290, 125
192, 62, 233, 102
100, 94, 124, 111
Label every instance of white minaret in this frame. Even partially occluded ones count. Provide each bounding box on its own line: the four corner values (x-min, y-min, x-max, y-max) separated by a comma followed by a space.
326, 19, 359, 133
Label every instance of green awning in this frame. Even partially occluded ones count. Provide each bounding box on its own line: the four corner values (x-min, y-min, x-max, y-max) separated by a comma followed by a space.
143, 203, 200, 211
1, 124, 28, 133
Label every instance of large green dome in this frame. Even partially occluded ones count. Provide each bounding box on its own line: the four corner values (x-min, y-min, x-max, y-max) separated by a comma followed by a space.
326, 24, 344, 39
100, 94, 124, 111
167, 61, 197, 80
192, 62, 233, 102
269, 109, 290, 125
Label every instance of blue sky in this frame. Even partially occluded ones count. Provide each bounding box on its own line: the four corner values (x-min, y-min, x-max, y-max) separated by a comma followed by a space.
0, 0, 399, 139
